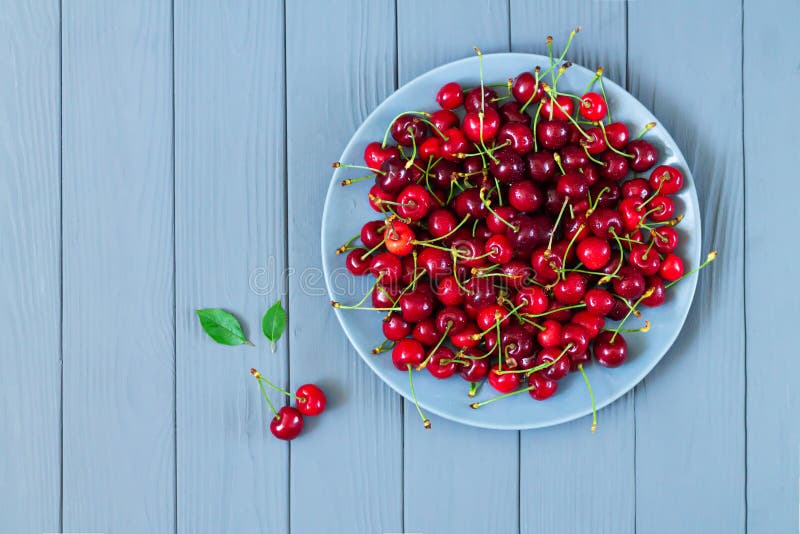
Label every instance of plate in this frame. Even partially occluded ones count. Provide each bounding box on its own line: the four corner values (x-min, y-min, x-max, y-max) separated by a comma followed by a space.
321, 53, 701, 430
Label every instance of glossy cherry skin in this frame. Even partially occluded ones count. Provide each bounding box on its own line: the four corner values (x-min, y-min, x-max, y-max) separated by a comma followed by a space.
627, 140, 658, 172
659, 253, 684, 281
392, 338, 425, 370
459, 356, 489, 382
581, 127, 607, 155
571, 310, 605, 339
556, 172, 589, 201
553, 273, 588, 305
295, 384, 327, 416
526, 151, 557, 183
559, 145, 589, 172
490, 147, 526, 184
345, 248, 371, 275
440, 128, 469, 162
418, 136, 441, 160
436, 81, 464, 110
372, 282, 400, 308
369, 252, 402, 284
591, 180, 621, 208
435, 307, 468, 336
621, 178, 651, 200
506, 214, 553, 254
450, 323, 480, 349
383, 313, 412, 341
593, 331, 628, 367
618, 197, 645, 231
435, 275, 465, 306
649, 165, 684, 195
462, 277, 498, 318
579, 92, 608, 121
399, 289, 435, 323
588, 208, 623, 238
485, 234, 514, 264
536, 120, 569, 150
417, 247, 452, 280
396, 184, 433, 221
607, 297, 629, 321
512, 71, 544, 104
541, 95, 574, 121
515, 285, 549, 315
368, 186, 392, 215
613, 266, 646, 299
499, 101, 530, 123
530, 243, 566, 284
453, 188, 489, 219
500, 260, 533, 290
651, 226, 679, 254
462, 107, 500, 143
528, 372, 558, 400
270, 406, 304, 440
598, 151, 629, 181
642, 276, 666, 307
391, 114, 428, 147
363, 141, 400, 170
476, 304, 510, 331
648, 196, 675, 222
537, 319, 562, 348
498, 122, 535, 154
488, 365, 521, 393
584, 288, 615, 316
430, 109, 459, 132
604, 122, 629, 149
427, 208, 457, 239
536, 346, 571, 380
486, 324, 535, 361
383, 220, 415, 256
464, 86, 498, 113
427, 347, 458, 379
486, 205, 518, 233
629, 244, 662, 276
377, 158, 413, 194
577, 237, 611, 270
561, 323, 590, 358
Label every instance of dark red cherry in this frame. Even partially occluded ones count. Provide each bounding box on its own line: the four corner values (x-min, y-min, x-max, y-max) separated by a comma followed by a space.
486, 205, 518, 234
590, 180, 621, 208
508, 180, 543, 213
435, 275, 464, 306
553, 272, 587, 305
604, 122, 629, 149
506, 214, 553, 254
559, 145, 589, 172
571, 310, 605, 339
588, 207, 623, 238
498, 122, 535, 155
412, 318, 440, 346
528, 372, 558, 400
500, 260, 532, 290
436, 82, 464, 110
607, 297, 629, 321
459, 355, 489, 382
383, 313, 412, 341
430, 109, 459, 132
581, 127, 607, 155
642, 276, 666, 307
463, 276, 497, 317
499, 101, 530, 123
346, 248, 371, 275
536, 346, 571, 380
598, 151, 629, 181
427, 208, 457, 239
536, 120, 569, 150
399, 289, 435, 322
391, 113, 428, 147
363, 141, 400, 170
453, 188, 489, 219
512, 71, 544, 104
490, 146, 526, 184
417, 247, 452, 279
584, 288, 615, 316
295, 384, 327, 417
621, 177, 651, 200
613, 266, 646, 299
627, 139, 658, 172
270, 406, 304, 440
556, 172, 588, 200
392, 338, 425, 370
376, 158, 413, 194
427, 347, 458, 379
526, 150, 557, 183
464, 86, 498, 113
369, 252, 402, 284
429, 159, 460, 190
435, 306, 468, 335
593, 331, 628, 367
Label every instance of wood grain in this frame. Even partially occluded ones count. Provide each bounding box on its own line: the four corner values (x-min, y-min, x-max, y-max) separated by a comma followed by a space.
397, 2, 519, 533
0, 2, 61, 532
628, 1, 746, 532
61, 1, 175, 531
286, 1, 403, 532
174, 2, 288, 533
743, 0, 800, 531
510, 2, 635, 532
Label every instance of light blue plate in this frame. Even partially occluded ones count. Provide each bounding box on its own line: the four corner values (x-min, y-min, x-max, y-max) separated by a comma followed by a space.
321, 53, 701, 430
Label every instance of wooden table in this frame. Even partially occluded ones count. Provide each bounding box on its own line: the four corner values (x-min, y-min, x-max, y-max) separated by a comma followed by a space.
1, 1, 791, 532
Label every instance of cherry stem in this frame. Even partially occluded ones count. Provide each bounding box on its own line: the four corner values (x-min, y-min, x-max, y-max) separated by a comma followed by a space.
480, 189, 518, 231
340, 173, 375, 187
521, 303, 586, 319
531, 101, 544, 151
543, 86, 592, 140
380, 111, 430, 148
577, 364, 597, 433
540, 27, 580, 82
665, 251, 718, 289
333, 161, 385, 176
519, 67, 541, 114
547, 197, 570, 253
589, 186, 609, 212
597, 121, 633, 158
417, 322, 452, 370
414, 214, 471, 245
336, 233, 360, 254
597, 76, 612, 124
611, 288, 655, 342
372, 339, 394, 354
582, 66, 603, 95
408, 364, 431, 429
251, 370, 279, 419
468, 380, 484, 398
634, 122, 657, 140
560, 224, 586, 280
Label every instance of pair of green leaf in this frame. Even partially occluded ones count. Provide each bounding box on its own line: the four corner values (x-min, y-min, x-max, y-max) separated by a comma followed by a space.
196, 300, 286, 351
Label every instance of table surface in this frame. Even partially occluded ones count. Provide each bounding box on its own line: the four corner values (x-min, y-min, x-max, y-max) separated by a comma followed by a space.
0, 1, 792, 533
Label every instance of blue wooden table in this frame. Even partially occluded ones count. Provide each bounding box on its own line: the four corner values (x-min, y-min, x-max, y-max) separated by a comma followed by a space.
0, 1, 792, 533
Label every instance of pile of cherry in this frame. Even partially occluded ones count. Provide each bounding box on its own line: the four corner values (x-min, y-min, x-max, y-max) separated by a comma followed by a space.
333, 33, 714, 431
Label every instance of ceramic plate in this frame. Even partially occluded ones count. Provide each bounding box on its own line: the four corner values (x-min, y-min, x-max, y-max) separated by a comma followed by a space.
321, 53, 701, 430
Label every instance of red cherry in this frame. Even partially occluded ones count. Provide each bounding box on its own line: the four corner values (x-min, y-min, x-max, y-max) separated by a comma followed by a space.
581, 127, 607, 155
621, 178, 651, 200
528, 372, 558, 400
488, 365, 521, 393
642, 276, 666, 307
659, 253, 684, 281
537, 319, 562, 348
486, 205, 518, 234
383, 313, 412, 341
462, 107, 501, 143
541, 95, 574, 121
579, 92, 608, 121
412, 318, 440, 346
270, 406, 304, 440
628, 140, 658, 172
526, 150, 557, 182
604, 122, 629, 149
561, 323, 590, 359
435, 275, 465, 306
440, 128, 469, 161
476, 304, 510, 331
436, 82, 464, 110
459, 354, 489, 382
345, 248, 371, 275
512, 71, 544, 104
399, 289, 435, 323
430, 109, 459, 132
651, 226, 679, 254
360, 220, 384, 248
427, 347, 458, 379
508, 180, 543, 212
435, 306, 468, 335
295, 384, 327, 416
396, 184, 432, 221
536, 347, 571, 380
368, 184, 394, 212
383, 220, 415, 256
485, 234, 514, 264
451, 323, 481, 349
629, 244, 662, 276
498, 122, 535, 154
363, 141, 400, 170
576, 237, 611, 270
584, 288, 615, 316
598, 151, 629, 181
552, 272, 587, 304
369, 252, 402, 284
536, 120, 569, 150
613, 266, 647, 299
593, 331, 628, 367
418, 137, 441, 160
571, 310, 605, 339
648, 195, 675, 222
515, 285, 549, 315
649, 165, 684, 195
391, 338, 425, 370
618, 198, 644, 231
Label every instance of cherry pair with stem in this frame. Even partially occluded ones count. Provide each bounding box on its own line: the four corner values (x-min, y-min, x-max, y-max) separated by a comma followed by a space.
250, 368, 327, 441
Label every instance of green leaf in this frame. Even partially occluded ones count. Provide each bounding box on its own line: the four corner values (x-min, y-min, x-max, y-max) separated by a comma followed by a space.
262, 300, 287, 351
195, 309, 252, 346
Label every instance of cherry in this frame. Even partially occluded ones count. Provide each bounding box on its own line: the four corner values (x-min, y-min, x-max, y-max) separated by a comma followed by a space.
435, 275, 465, 306
528, 372, 558, 400
440, 127, 469, 161
649, 165, 684, 195
512, 71, 544, 104
536, 120, 569, 150
363, 141, 400, 170
579, 92, 608, 121
556, 172, 589, 200
476, 304, 510, 331
392, 338, 425, 370
463, 276, 498, 316
396, 185, 432, 221
425, 210, 456, 240
383, 313, 412, 341
571, 310, 605, 339
453, 237, 486, 268
627, 140, 658, 172
498, 122, 535, 154
642, 276, 666, 307
462, 107, 500, 143
430, 109, 459, 132
427, 346, 458, 379
435, 306, 467, 335
536, 347, 571, 380
369, 252, 402, 284
436, 82, 464, 110
607, 297, 630, 321
368, 184, 394, 212
648, 196, 675, 222
629, 244, 661, 276
621, 178, 651, 200
651, 226, 679, 254
604, 122, 629, 149
296, 384, 327, 416
451, 323, 481, 349
506, 213, 553, 254
563, 213, 589, 241
418, 247, 452, 279
500, 260, 533, 290
345, 248, 371, 275
526, 151, 557, 183
613, 266, 646, 299
553, 273, 588, 305
582, 165, 601, 186
593, 331, 628, 367
588, 207, 623, 238
490, 146, 526, 184
591, 180, 621, 208
582, 127, 607, 155
383, 220, 415, 256
584, 288, 615, 316
561, 323, 590, 357
488, 365, 521, 393
618, 197, 645, 231
559, 145, 589, 172
270, 406, 304, 441
376, 158, 413, 193
530, 243, 566, 284
485, 234, 514, 264
598, 151, 629, 181
372, 282, 400, 308
418, 137, 441, 160
515, 285, 549, 315
459, 355, 489, 382
453, 188, 489, 219
577, 237, 611, 270
659, 253, 684, 281
600, 249, 624, 277
464, 86, 498, 113
413, 318, 440, 346
490, 324, 536, 360
541, 95, 574, 121
399, 289, 435, 322
485, 205, 517, 234
391, 114, 428, 147
537, 319, 563, 348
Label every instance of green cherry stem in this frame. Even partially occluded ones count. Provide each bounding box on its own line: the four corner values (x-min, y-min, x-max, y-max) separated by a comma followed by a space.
665, 251, 718, 288
408, 364, 431, 429
577, 364, 597, 433
250, 369, 279, 418
634, 121, 657, 140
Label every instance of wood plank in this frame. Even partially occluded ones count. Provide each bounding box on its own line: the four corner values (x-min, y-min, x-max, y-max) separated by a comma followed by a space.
0, 2, 61, 532
743, 2, 799, 531
285, 1, 402, 533
174, 2, 288, 533
510, 3, 635, 533
61, 1, 175, 531
397, 2, 520, 534
628, 1, 745, 531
